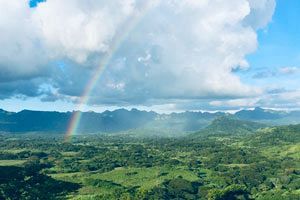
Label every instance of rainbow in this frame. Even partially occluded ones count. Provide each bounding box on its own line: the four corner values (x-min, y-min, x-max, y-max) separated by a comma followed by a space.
64, 2, 155, 142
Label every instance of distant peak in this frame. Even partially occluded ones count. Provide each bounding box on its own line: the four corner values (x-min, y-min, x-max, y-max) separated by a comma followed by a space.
254, 107, 264, 111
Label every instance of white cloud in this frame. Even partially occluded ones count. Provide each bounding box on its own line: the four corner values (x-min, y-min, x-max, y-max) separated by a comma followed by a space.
210, 98, 259, 107
0, 0, 277, 108
255, 90, 300, 110
31, 0, 136, 63
279, 66, 300, 74
245, 0, 276, 29
89, 0, 266, 102
0, 1, 47, 80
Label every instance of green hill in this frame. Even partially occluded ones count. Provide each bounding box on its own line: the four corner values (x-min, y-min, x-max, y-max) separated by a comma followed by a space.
191, 116, 266, 137
250, 123, 300, 145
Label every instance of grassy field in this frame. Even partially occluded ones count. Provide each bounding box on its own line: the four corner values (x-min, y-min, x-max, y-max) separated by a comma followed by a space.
91, 166, 199, 189
51, 166, 199, 198
261, 143, 300, 161
0, 159, 26, 166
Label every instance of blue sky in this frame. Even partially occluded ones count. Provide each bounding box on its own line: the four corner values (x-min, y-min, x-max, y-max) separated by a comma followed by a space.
236, 0, 300, 110
253, 0, 300, 66
29, 0, 45, 8
242, 0, 300, 83
0, 0, 299, 113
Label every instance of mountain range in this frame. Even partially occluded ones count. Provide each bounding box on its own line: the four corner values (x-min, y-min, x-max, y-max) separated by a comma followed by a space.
0, 107, 299, 135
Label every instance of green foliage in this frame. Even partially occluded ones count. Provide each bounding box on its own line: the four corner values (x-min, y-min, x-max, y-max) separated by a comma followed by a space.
138, 177, 201, 200
208, 185, 250, 200
0, 121, 299, 199
0, 165, 80, 199
251, 124, 300, 145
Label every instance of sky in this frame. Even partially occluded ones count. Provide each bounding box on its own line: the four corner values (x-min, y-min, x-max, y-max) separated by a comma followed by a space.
0, 0, 299, 113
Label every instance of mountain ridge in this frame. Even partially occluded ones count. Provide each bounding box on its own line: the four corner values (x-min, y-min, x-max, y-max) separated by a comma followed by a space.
0, 107, 299, 134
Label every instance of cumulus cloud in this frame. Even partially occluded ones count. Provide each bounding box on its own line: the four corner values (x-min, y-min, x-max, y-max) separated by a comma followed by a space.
0, 0, 277, 108
245, 0, 276, 29
206, 88, 300, 111
256, 90, 300, 110
31, 0, 136, 63
210, 98, 259, 108
0, 1, 47, 81
279, 66, 300, 75
252, 66, 300, 79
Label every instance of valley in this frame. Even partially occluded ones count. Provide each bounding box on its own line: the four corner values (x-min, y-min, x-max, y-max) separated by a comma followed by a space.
0, 117, 299, 199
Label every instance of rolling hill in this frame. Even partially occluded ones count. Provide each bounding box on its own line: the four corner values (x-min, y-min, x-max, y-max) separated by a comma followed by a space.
250, 123, 300, 145
190, 116, 266, 137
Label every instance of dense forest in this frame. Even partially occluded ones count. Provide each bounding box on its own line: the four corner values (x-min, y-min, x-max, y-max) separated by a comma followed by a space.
0, 120, 299, 199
